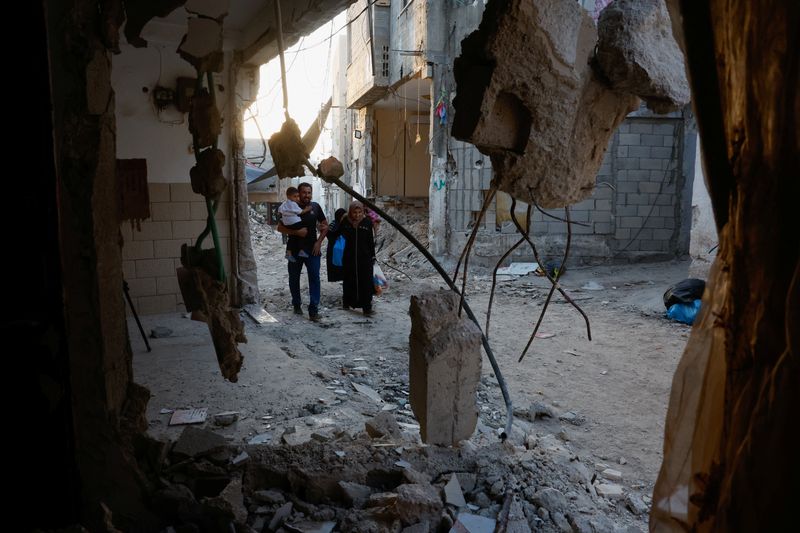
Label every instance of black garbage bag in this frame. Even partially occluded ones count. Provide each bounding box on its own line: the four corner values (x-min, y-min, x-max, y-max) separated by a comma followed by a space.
663, 278, 706, 309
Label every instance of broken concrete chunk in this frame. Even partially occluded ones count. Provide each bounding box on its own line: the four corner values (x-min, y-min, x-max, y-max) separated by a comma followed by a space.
317, 156, 344, 180
530, 401, 557, 420
409, 291, 482, 446
596, 0, 690, 113
444, 474, 467, 508
501, 497, 532, 533
213, 411, 239, 426
190, 147, 227, 200
455, 472, 477, 494
268, 502, 293, 531
338, 481, 372, 508
352, 382, 384, 403
189, 88, 222, 149
213, 477, 247, 524
365, 412, 403, 440
367, 492, 398, 508
172, 426, 226, 458
268, 119, 309, 179
452, 0, 638, 208
601, 468, 623, 481
451, 512, 496, 533
254, 489, 286, 505
395, 484, 443, 526
595, 483, 625, 499
625, 492, 649, 515
531, 487, 568, 515
283, 521, 336, 533
230, 451, 249, 466
558, 411, 586, 426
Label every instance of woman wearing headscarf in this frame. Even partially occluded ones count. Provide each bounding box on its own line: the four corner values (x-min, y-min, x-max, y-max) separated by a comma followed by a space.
326, 208, 347, 286
328, 201, 376, 316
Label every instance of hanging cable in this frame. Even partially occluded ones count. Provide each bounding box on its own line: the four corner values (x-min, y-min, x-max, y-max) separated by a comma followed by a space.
274, 0, 290, 122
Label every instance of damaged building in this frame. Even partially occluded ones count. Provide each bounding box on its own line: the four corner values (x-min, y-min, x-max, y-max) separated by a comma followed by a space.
330, 0, 697, 265
9, 0, 797, 531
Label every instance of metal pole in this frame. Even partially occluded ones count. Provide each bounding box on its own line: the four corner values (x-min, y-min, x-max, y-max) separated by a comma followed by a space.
123, 280, 151, 352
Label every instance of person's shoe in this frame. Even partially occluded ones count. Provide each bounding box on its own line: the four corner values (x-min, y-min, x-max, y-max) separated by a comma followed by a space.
293, 305, 302, 315
309, 311, 321, 322
342, 298, 351, 310
363, 308, 375, 317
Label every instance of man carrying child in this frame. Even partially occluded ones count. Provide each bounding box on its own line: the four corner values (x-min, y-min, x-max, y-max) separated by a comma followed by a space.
276, 182, 328, 321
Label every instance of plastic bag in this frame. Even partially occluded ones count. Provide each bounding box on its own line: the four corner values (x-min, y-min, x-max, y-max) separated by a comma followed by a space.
331, 236, 345, 267
373, 263, 387, 294
663, 278, 705, 309
666, 299, 701, 324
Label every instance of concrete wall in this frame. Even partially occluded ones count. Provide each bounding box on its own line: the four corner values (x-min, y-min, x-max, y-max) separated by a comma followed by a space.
448, 108, 696, 265
688, 139, 718, 277
121, 183, 232, 315
114, 42, 236, 314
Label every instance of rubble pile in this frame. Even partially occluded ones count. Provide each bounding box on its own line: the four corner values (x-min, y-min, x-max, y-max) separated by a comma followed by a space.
144, 409, 650, 532
372, 204, 433, 279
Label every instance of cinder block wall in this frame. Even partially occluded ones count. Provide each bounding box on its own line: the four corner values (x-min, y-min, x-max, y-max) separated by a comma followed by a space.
446, 109, 693, 265
121, 183, 231, 315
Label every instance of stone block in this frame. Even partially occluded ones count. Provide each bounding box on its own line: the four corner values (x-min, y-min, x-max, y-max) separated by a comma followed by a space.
452, 0, 637, 208
409, 291, 482, 446
596, 0, 690, 113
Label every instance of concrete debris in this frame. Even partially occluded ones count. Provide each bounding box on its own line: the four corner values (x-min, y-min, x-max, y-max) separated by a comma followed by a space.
395, 484, 443, 526
530, 401, 557, 420
206, 477, 247, 525
284, 521, 337, 533
596, 483, 625, 499
149, 326, 173, 338
352, 382, 384, 403
173, 426, 226, 458
558, 411, 586, 426
601, 468, 623, 481
268, 502, 293, 531
531, 487, 568, 515
596, 0, 690, 113
188, 89, 222, 150
366, 412, 403, 440
268, 119, 309, 179
253, 489, 286, 505
498, 496, 531, 533
248, 433, 272, 445
317, 156, 344, 180
451, 512, 496, 533
213, 411, 239, 426
231, 451, 249, 466
338, 481, 372, 508
177, 266, 245, 382
443, 474, 467, 508
452, 0, 638, 208
178, 17, 224, 73
625, 493, 649, 516
189, 147, 227, 200
409, 291, 482, 445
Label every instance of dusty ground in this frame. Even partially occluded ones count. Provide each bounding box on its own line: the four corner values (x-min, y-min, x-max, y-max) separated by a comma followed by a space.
131, 212, 691, 531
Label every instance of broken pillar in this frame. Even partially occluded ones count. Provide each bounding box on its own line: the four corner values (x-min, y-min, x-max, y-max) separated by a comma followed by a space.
409, 291, 482, 446
452, 0, 639, 208
596, 0, 690, 113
